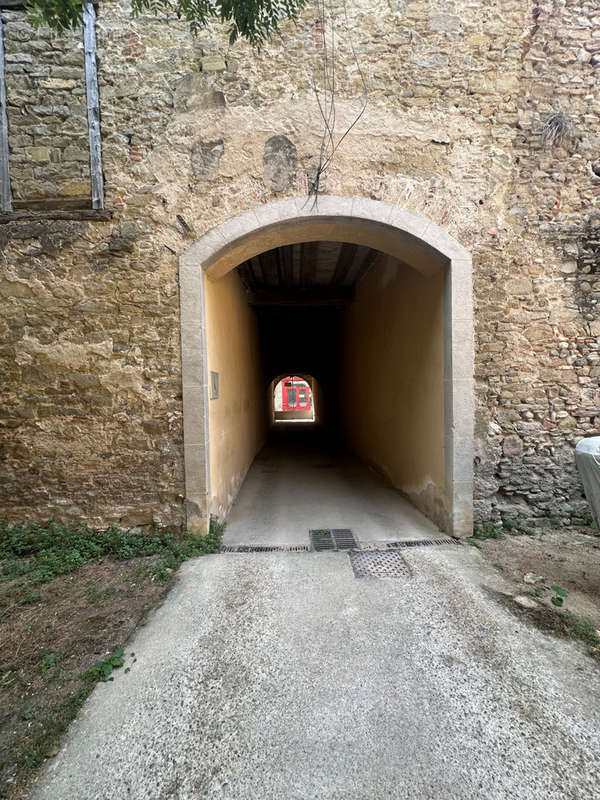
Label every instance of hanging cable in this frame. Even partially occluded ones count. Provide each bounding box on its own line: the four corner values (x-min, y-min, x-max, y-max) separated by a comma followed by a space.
308, 0, 368, 204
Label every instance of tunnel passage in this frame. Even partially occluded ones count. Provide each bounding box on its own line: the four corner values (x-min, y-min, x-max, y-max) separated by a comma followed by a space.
271, 375, 316, 423
179, 197, 474, 538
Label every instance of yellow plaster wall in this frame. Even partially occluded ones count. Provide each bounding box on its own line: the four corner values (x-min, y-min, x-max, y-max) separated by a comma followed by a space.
205, 270, 266, 518
340, 255, 446, 526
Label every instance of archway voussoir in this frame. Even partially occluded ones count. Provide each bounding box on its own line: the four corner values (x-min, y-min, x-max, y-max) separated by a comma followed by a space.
217, 208, 264, 247
184, 227, 229, 270
305, 195, 354, 219
252, 196, 306, 228
386, 205, 432, 241
424, 223, 471, 263
350, 197, 396, 226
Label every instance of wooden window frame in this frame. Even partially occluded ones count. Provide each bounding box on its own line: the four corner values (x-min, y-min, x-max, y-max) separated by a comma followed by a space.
0, 1, 104, 213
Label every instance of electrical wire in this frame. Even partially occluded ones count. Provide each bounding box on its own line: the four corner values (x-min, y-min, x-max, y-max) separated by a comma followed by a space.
308, 0, 368, 204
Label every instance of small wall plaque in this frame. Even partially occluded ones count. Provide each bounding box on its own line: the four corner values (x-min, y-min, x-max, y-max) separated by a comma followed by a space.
209, 371, 219, 399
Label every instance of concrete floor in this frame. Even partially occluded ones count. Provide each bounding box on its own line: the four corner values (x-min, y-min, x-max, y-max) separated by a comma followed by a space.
32, 545, 600, 799
224, 427, 440, 546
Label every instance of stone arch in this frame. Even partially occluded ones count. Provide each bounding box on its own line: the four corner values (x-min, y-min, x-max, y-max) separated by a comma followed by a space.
179, 196, 473, 537
269, 372, 319, 425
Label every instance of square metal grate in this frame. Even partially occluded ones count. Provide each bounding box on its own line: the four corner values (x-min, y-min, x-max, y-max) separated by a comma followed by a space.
349, 550, 411, 579
310, 529, 357, 551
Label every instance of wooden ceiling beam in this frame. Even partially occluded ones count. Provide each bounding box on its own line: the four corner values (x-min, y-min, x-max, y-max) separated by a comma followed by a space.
280, 245, 294, 287
332, 242, 359, 285
249, 255, 264, 285
237, 261, 257, 292
350, 248, 381, 285
258, 250, 279, 286
248, 286, 354, 306
300, 241, 319, 288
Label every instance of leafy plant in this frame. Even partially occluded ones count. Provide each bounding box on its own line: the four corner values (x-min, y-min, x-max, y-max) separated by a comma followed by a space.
25, 0, 308, 47
37, 649, 61, 675
561, 610, 600, 649
472, 521, 505, 541
82, 648, 125, 683
0, 517, 225, 588
502, 517, 522, 535
581, 511, 597, 530
21, 589, 41, 605
551, 584, 568, 607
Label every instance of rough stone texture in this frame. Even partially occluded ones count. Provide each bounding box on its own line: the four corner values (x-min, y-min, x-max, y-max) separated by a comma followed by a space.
1, 0, 599, 529
263, 134, 297, 192
1, 11, 90, 204
191, 139, 224, 181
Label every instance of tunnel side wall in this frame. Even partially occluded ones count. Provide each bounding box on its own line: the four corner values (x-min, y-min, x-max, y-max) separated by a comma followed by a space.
340, 256, 446, 528
205, 271, 266, 519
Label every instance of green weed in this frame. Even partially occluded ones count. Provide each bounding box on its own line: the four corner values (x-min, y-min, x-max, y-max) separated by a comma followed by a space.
551, 584, 568, 607
0, 517, 225, 589
37, 649, 61, 675
472, 521, 505, 540
561, 610, 600, 649
502, 517, 522, 535
87, 585, 117, 605
581, 511, 597, 529
82, 648, 125, 683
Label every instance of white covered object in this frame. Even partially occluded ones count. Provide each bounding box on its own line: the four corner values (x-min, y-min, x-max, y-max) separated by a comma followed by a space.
575, 436, 600, 528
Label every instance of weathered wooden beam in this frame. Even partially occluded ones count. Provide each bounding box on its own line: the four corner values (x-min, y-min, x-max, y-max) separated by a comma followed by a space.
351, 247, 381, 285
0, 14, 12, 213
258, 249, 279, 286
83, 2, 104, 210
332, 242, 358, 285
12, 196, 92, 211
249, 255, 264, 285
274, 247, 284, 285
0, 208, 112, 223
281, 244, 293, 287
300, 241, 319, 287
248, 286, 354, 306
237, 261, 257, 292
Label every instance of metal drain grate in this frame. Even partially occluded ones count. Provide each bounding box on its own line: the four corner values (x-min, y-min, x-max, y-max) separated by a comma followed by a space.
386, 538, 459, 549
310, 529, 357, 551
220, 544, 310, 553
349, 550, 411, 579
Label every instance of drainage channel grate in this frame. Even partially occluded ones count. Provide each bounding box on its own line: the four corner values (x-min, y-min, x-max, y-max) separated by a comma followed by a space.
350, 550, 411, 579
386, 538, 459, 549
220, 536, 458, 555
309, 529, 358, 551
220, 545, 310, 553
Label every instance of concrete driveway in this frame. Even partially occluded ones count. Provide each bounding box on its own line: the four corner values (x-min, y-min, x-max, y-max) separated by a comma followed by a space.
32, 545, 600, 799
224, 430, 439, 547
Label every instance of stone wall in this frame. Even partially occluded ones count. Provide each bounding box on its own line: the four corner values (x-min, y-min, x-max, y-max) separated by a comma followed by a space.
473, 0, 600, 525
0, 0, 598, 530
2, 10, 90, 206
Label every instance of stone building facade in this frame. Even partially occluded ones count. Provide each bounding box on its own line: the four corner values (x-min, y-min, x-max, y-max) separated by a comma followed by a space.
0, 0, 598, 531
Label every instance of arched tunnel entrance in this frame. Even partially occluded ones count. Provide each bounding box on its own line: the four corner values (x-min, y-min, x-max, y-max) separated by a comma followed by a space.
179, 197, 473, 540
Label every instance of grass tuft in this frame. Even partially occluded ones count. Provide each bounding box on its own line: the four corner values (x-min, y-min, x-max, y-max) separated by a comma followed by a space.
561, 610, 600, 649
0, 518, 225, 590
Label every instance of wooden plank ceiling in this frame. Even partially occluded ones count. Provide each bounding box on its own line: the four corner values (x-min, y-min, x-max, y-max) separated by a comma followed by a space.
237, 241, 380, 306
